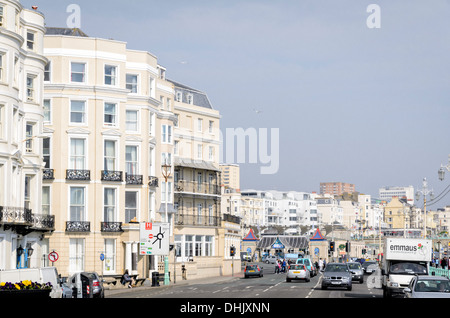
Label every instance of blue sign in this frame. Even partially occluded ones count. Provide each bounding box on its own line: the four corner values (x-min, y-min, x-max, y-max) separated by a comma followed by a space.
272, 238, 285, 249
314, 247, 319, 255
100, 253, 105, 261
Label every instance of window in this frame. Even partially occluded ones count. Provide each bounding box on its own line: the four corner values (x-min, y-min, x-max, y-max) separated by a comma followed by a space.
161, 125, 172, 143
70, 100, 86, 124
174, 140, 179, 155
70, 138, 86, 169
126, 74, 138, 93
125, 110, 138, 131
175, 91, 182, 102
174, 114, 179, 127
104, 239, 116, 273
26, 75, 35, 101
0, 52, 4, 82
24, 175, 32, 209
70, 187, 85, 221
0, 104, 3, 139
161, 152, 171, 166
104, 65, 117, 85
187, 94, 193, 105
166, 97, 171, 110
195, 236, 202, 256
44, 61, 51, 82
197, 204, 202, 224
0, 6, 4, 27
208, 146, 213, 161
42, 186, 50, 215
26, 31, 35, 50
104, 140, 116, 170
43, 99, 51, 122
104, 188, 116, 222
197, 118, 202, 132
43, 137, 50, 168
125, 145, 138, 174
197, 144, 202, 159
25, 123, 33, 153
104, 103, 116, 126
161, 181, 172, 203
205, 236, 213, 256
149, 77, 155, 98
125, 191, 137, 223
69, 238, 84, 273
71, 62, 86, 83
209, 120, 214, 133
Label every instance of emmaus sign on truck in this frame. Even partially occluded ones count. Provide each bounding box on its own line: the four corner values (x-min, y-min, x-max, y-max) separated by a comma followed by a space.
382, 238, 432, 298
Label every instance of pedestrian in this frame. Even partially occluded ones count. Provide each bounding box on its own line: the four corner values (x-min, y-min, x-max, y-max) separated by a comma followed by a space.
323, 259, 327, 269
282, 259, 286, 273
121, 269, 133, 288
319, 258, 324, 271
274, 260, 280, 274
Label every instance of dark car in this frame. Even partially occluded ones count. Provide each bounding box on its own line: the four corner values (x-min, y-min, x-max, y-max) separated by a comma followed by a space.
244, 264, 263, 278
68, 271, 105, 298
321, 263, 352, 291
362, 261, 378, 274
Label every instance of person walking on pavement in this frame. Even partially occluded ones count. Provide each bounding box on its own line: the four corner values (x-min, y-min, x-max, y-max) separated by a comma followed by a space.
319, 258, 324, 271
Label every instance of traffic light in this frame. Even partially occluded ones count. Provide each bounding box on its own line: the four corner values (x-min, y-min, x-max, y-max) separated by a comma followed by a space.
345, 242, 350, 252
230, 246, 236, 257
329, 241, 335, 252
362, 248, 366, 254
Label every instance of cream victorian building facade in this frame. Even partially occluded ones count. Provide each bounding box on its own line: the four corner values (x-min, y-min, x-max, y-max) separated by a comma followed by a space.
42, 28, 176, 278
0, 1, 51, 270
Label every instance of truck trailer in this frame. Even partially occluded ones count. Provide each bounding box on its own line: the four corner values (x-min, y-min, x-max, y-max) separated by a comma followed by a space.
382, 238, 432, 298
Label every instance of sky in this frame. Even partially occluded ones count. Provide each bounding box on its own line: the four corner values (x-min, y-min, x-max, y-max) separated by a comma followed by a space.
22, 0, 450, 207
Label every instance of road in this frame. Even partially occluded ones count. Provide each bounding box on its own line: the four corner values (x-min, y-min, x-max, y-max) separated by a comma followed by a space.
107, 262, 383, 299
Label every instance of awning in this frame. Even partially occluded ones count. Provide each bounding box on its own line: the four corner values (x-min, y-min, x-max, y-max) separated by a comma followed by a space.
174, 157, 220, 171
257, 235, 309, 250
157, 203, 177, 213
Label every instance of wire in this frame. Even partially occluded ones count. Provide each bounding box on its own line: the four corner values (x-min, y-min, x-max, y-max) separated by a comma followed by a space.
422, 183, 450, 208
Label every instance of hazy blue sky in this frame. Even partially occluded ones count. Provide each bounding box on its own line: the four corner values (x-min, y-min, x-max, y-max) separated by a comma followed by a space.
23, 0, 450, 207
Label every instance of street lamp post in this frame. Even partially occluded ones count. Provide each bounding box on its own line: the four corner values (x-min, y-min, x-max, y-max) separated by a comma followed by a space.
415, 177, 434, 239
161, 160, 172, 286
438, 154, 450, 181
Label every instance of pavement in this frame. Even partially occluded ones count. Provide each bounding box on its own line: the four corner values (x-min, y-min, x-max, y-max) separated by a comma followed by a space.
104, 273, 242, 297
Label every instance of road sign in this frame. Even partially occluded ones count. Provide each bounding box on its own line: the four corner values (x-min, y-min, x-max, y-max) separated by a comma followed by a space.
100, 253, 105, 261
48, 251, 59, 262
139, 222, 170, 255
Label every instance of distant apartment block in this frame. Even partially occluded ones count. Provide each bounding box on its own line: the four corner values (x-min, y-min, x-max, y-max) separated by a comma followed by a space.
320, 182, 355, 196
220, 164, 240, 191
379, 186, 415, 205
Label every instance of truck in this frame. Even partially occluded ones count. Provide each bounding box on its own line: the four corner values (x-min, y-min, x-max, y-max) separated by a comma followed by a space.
0, 267, 64, 298
381, 238, 432, 298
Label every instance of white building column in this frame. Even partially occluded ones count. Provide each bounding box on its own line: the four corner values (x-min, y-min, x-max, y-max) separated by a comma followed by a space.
124, 241, 132, 272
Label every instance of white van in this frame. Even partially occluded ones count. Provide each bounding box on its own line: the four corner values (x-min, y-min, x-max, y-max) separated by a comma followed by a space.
0, 267, 63, 298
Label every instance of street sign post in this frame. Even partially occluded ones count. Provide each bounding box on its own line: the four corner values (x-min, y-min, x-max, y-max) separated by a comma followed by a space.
48, 251, 59, 266
139, 222, 170, 255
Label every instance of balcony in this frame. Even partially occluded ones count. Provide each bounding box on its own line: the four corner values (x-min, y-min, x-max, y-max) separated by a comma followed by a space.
125, 173, 143, 185
43, 169, 54, 180
100, 221, 123, 232
101, 170, 123, 182
148, 176, 158, 187
66, 169, 90, 181
174, 214, 221, 227
0, 206, 54, 234
66, 221, 90, 232
174, 181, 221, 196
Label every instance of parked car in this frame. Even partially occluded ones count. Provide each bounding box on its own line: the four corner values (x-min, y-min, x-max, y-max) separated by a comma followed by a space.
347, 262, 364, 283
60, 277, 73, 298
362, 260, 378, 274
264, 255, 278, 264
68, 272, 104, 298
321, 263, 352, 291
244, 264, 263, 278
403, 275, 450, 298
286, 264, 310, 283
296, 258, 317, 277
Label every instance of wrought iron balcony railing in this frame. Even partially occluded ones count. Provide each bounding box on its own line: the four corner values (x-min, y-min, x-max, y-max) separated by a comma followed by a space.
31, 214, 55, 230
174, 180, 221, 196
100, 221, 123, 232
0, 206, 33, 225
101, 170, 123, 182
66, 169, 90, 181
125, 173, 143, 185
148, 176, 158, 187
66, 221, 90, 232
174, 214, 221, 227
43, 169, 54, 180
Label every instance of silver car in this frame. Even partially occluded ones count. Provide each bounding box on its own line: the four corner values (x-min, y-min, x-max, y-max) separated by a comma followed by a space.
321, 263, 352, 291
286, 264, 310, 282
347, 262, 364, 284
404, 276, 450, 298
